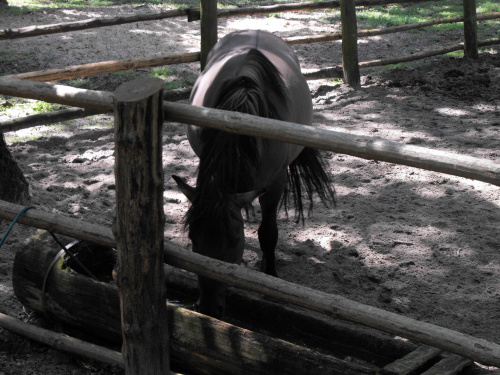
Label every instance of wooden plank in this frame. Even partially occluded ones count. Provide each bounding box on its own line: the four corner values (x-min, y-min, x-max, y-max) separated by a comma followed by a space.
3, 200, 500, 368
2, 77, 499, 187
382, 345, 442, 375
421, 354, 473, 375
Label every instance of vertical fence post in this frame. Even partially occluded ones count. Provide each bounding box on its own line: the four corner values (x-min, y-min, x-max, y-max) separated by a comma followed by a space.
200, 0, 218, 71
463, 0, 479, 59
113, 77, 169, 374
340, 0, 361, 88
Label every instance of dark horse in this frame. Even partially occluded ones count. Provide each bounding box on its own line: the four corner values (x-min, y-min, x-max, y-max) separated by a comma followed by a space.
173, 30, 334, 318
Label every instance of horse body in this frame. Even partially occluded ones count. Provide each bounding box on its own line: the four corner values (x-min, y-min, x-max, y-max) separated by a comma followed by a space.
174, 30, 333, 318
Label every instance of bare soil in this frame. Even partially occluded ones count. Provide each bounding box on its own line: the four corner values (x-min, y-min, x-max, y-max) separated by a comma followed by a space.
1, 3, 499, 374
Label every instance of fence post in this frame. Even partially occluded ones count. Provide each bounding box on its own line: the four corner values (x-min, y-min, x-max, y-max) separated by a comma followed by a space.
200, 0, 218, 70
113, 77, 169, 374
340, 0, 360, 88
462, 0, 479, 59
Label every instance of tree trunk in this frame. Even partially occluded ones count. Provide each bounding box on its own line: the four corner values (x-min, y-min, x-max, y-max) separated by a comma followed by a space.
0, 134, 29, 204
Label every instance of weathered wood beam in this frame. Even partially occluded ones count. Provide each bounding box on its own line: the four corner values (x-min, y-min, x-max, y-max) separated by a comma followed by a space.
1, 77, 499, 187
382, 345, 442, 375
2, 200, 500, 367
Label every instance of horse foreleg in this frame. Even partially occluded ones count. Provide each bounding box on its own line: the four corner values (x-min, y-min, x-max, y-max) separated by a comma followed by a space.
258, 174, 286, 277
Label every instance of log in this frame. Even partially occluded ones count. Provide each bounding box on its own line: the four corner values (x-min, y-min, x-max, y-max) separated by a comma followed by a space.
12, 236, 379, 375
191, 0, 437, 21
200, 0, 218, 70
113, 78, 169, 373
0, 0, 436, 41
304, 37, 500, 80
1, 77, 499, 187
0, 108, 103, 133
0, 312, 124, 368
10, 52, 200, 82
3, 200, 500, 367
0, 8, 189, 40
285, 13, 500, 46
340, 0, 361, 88
0, 88, 191, 134
463, 0, 479, 59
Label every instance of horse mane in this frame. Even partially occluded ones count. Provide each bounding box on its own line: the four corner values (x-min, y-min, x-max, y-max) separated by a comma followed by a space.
185, 49, 289, 235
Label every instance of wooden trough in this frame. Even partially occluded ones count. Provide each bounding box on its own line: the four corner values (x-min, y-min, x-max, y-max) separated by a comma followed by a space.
12, 236, 494, 375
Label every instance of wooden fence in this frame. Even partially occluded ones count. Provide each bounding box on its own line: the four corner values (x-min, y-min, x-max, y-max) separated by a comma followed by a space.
1, 74, 500, 368
1, 0, 500, 373
1, 0, 499, 79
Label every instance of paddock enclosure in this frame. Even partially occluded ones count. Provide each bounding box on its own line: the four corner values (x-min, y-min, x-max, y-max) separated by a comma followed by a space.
1, 0, 500, 374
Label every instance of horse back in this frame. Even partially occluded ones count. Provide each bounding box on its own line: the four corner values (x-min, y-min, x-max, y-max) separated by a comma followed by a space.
188, 30, 313, 185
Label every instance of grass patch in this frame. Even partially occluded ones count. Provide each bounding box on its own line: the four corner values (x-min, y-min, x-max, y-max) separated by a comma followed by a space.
149, 67, 174, 80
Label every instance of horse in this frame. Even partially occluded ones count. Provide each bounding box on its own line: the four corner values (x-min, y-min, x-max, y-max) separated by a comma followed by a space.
173, 30, 334, 319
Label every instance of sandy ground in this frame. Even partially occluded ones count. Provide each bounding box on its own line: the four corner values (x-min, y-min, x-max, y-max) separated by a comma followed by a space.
1, 3, 500, 374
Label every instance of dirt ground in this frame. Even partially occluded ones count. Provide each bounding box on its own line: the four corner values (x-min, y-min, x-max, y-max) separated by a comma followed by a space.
1, 3, 499, 374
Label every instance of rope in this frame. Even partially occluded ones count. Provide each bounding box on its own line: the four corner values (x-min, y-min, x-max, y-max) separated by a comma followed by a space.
0, 206, 33, 247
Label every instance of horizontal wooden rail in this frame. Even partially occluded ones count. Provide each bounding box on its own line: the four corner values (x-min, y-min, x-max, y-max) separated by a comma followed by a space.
0, 0, 435, 40
0, 200, 499, 367
10, 52, 200, 82
0, 108, 102, 133
1, 77, 498, 187
284, 12, 500, 45
189, 0, 434, 21
0, 312, 124, 368
303, 36, 500, 79
0, 8, 189, 40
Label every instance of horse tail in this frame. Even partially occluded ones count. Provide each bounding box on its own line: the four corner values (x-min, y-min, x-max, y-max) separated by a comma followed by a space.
282, 147, 335, 223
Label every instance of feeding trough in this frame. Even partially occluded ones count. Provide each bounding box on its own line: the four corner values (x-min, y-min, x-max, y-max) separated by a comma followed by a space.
12, 235, 489, 375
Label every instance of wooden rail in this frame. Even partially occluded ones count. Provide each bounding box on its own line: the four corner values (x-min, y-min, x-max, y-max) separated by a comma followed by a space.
1, 76, 499, 187
0, 0, 434, 40
1, 199, 500, 367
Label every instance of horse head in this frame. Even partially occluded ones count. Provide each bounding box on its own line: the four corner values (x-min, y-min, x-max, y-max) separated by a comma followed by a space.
173, 175, 263, 318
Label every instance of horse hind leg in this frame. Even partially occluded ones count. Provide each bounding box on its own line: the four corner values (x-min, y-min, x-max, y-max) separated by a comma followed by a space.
258, 172, 287, 277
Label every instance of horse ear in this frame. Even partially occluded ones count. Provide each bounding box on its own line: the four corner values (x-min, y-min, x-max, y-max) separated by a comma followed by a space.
235, 189, 265, 207
172, 175, 196, 202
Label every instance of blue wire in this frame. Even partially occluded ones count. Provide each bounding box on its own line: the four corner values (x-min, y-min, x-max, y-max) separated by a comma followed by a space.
0, 206, 34, 247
